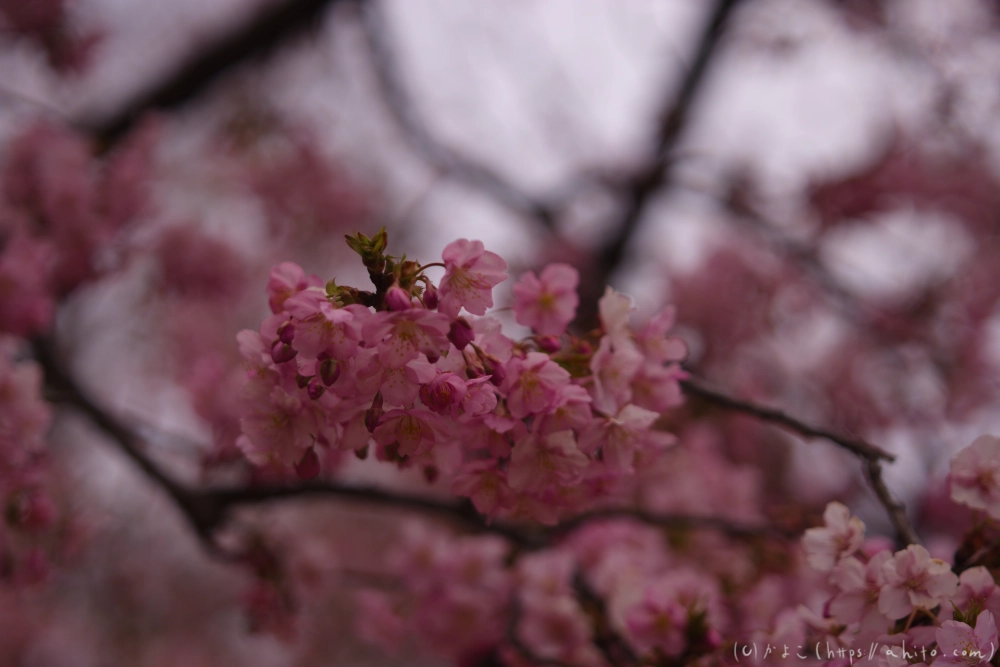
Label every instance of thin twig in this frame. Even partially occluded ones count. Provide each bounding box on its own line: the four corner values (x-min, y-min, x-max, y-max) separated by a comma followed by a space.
549, 507, 795, 541
865, 459, 919, 547
34, 336, 800, 558
357, 1, 558, 231
682, 375, 921, 547
680, 377, 895, 461
577, 0, 745, 326
214, 483, 536, 547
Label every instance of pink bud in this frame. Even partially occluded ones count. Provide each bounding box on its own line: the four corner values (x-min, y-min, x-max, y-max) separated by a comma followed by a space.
419, 373, 467, 412
449, 317, 475, 350
385, 286, 412, 311
296, 373, 310, 389
319, 358, 341, 386
270, 340, 298, 364
365, 393, 384, 433
295, 448, 321, 480
481, 354, 506, 386
277, 320, 295, 344
307, 377, 326, 400
536, 335, 561, 353
423, 284, 439, 309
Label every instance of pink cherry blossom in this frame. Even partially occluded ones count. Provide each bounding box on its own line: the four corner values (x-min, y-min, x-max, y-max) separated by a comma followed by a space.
512, 263, 580, 335
802, 501, 865, 572
450, 459, 512, 516
589, 334, 643, 414
878, 544, 959, 620
578, 403, 661, 473
950, 567, 1000, 620
936, 611, 999, 667
372, 408, 441, 457
828, 551, 891, 629
500, 352, 572, 419
419, 372, 467, 413
237, 377, 316, 466
507, 430, 589, 494
363, 309, 450, 368
517, 594, 597, 665
283, 289, 360, 361
625, 586, 688, 657
950, 435, 1000, 518
437, 239, 508, 317
266, 262, 322, 314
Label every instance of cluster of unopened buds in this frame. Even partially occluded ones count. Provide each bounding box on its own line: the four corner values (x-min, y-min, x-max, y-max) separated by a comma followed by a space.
236, 229, 688, 523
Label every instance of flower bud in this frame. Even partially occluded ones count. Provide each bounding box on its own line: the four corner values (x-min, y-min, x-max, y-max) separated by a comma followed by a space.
319, 358, 341, 386
270, 340, 298, 364
307, 377, 326, 400
419, 373, 466, 412
295, 447, 320, 480
536, 335, 561, 353
448, 317, 475, 350
365, 393, 384, 433
385, 286, 412, 311
277, 320, 295, 344
481, 353, 506, 386
422, 284, 439, 310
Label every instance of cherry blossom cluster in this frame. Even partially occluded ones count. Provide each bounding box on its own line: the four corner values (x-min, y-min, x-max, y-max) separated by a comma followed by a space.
235, 230, 687, 523
766, 434, 1000, 667
348, 433, 1000, 667
357, 517, 731, 666
0, 121, 156, 337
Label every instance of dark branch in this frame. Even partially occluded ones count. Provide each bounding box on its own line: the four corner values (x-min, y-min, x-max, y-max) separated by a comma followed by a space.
34, 336, 798, 556
32, 337, 227, 543
81, 0, 358, 146
865, 459, 920, 547
577, 0, 745, 326
681, 377, 895, 461
682, 376, 921, 547
549, 506, 795, 541
214, 483, 536, 546
357, 1, 558, 230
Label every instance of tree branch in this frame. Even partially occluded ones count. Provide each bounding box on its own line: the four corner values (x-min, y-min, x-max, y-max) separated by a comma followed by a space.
681, 377, 894, 461
577, 0, 745, 326
549, 506, 795, 542
33, 336, 799, 557
865, 459, 920, 547
357, 1, 559, 231
681, 376, 921, 546
81, 0, 359, 146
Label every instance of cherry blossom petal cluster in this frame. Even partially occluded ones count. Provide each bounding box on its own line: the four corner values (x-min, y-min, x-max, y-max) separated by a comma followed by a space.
235, 232, 687, 522
0, 121, 156, 336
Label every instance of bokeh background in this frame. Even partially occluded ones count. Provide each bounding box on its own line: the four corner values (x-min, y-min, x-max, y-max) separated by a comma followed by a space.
3, 0, 1000, 664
